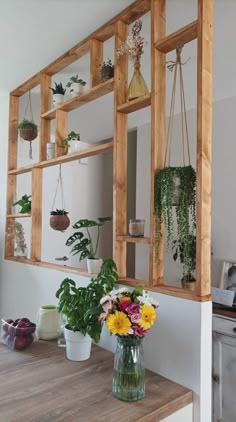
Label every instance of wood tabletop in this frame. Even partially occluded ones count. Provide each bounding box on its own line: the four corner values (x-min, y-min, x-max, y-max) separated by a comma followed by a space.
213, 308, 236, 320
0, 341, 192, 422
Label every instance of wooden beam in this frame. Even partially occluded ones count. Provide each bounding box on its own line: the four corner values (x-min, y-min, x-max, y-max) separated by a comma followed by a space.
10, 73, 41, 97
116, 235, 150, 244
31, 168, 42, 261
117, 93, 151, 113
55, 110, 68, 157
40, 74, 51, 161
196, 0, 213, 297
8, 164, 34, 176
113, 20, 128, 278
149, 0, 166, 287
90, 39, 103, 87
155, 20, 198, 54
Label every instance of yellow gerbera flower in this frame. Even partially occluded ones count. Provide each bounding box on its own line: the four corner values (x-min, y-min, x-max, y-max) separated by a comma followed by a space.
139, 304, 156, 330
106, 311, 131, 335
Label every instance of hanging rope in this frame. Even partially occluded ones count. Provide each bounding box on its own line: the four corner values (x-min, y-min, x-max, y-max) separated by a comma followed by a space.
51, 164, 66, 211
164, 47, 191, 167
23, 90, 34, 121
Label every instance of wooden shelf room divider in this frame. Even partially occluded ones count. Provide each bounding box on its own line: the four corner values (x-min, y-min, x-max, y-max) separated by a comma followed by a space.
5, 0, 213, 302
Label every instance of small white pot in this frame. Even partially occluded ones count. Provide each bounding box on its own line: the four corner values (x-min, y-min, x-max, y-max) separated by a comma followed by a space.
68, 140, 89, 154
64, 327, 92, 361
53, 94, 64, 106
70, 83, 85, 98
87, 258, 103, 274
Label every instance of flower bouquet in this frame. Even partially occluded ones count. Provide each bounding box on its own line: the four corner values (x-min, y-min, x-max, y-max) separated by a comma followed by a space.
99, 286, 158, 401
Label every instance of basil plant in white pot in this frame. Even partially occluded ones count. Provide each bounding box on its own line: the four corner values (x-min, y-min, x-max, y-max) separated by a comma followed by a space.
66, 217, 112, 274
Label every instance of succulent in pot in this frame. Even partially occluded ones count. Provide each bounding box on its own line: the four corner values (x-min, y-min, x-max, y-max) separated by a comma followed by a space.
66, 75, 87, 97
50, 209, 70, 232
100, 59, 114, 82
66, 217, 112, 274
18, 119, 38, 142
50, 82, 66, 107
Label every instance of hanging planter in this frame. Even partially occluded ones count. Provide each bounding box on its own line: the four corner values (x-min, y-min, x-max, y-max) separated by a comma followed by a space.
50, 165, 70, 232
18, 91, 38, 159
154, 47, 196, 286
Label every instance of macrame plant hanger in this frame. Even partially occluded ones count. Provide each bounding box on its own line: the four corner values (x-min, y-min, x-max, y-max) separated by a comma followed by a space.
164, 47, 191, 168
50, 164, 70, 232
51, 164, 66, 212
22, 90, 37, 160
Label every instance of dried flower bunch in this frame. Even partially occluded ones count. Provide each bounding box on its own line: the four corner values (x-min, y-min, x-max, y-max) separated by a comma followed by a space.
117, 19, 144, 65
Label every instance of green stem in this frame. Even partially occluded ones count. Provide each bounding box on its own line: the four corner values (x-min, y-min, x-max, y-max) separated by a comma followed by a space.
94, 225, 101, 258
86, 228, 94, 257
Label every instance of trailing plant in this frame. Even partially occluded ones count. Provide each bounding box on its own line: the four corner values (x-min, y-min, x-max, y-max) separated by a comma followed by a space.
50, 209, 68, 216
100, 59, 114, 81
12, 194, 31, 214
66, 217, 112, 260
66, 75, 87, 88
18, 119, 38, 132
172, 234, 196, 282
55, 258, 119, 342
61, 131, 80, 146
50, 82, 66, 95
154, 165, 196, 257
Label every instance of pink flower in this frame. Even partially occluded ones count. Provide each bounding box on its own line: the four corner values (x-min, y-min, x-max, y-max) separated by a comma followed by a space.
130, 313, 141, 323
98, 300, 114, 323
132, 324, 147, 337
127, 303, 140, 315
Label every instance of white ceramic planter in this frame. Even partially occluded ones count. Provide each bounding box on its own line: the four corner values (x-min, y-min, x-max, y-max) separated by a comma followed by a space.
87, 258, 103, 274
69, 82, 85, 98
36, 305, 60, 340
53, 94, 64, 106
64, 327, 92, 361
68, 140, 89, 154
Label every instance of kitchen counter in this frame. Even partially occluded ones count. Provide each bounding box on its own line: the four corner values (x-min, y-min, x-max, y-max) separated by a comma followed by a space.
213, 308, 236, 320
0, 341, 192, 421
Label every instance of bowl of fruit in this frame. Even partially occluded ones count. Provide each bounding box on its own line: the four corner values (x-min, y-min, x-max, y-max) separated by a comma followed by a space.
1, 318, 36, 351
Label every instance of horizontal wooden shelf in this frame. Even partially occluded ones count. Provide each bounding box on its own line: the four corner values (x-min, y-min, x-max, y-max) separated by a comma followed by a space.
8, 164, 35, 175
119, 277, 149, 286
36, 142, 113, 169
42, 78, 114, 120
7, 213, 31, 219
117, 93, 151, 113
117, 235, 150, 244
155, 20, 198, 54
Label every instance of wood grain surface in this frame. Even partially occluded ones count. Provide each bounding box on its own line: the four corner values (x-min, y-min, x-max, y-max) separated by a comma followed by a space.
0, 341, 192, 422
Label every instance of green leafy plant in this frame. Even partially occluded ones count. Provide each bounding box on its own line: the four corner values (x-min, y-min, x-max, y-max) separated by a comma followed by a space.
50, 82, 66, 95
100, 59, 114, 81
172, 234, 196, 282
50, 209, 68, 216
12, 194, 31, 214
154, 165, 196, 257
66, 217, 112, 260
55, 258, 119, 342
18, 119, 38, 131
66, 75, 87, 88
61, 131, 80, 146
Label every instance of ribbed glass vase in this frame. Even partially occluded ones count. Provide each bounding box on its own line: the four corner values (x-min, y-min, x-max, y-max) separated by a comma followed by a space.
128, 63, 149, 101
112, 336, 145, 401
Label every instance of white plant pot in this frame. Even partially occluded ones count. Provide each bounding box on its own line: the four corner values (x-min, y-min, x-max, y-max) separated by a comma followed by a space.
70, 82, 85, 98
87, 258, 103, 274
68, 140, 89, 154
53, 94, 64, 106
64, 327, 92, 361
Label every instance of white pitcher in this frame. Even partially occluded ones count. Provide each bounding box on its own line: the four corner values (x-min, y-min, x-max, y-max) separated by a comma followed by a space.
36, 305, 60, 340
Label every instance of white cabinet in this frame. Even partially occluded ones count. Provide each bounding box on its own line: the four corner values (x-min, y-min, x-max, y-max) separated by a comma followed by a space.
161, 404, 193, 421
213, 315, 236, 422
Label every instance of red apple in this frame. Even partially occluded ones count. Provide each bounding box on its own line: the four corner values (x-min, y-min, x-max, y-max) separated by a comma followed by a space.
19, 318, 30, 324
7, 334, 15, 349
14, 318, 21, 324
14, 336, 28, 350
26, 335, 34, 346
26, 322, 36, 335
16, 322, 28, 336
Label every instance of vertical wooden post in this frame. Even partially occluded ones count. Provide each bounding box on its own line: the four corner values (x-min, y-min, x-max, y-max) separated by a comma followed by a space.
31, 168, 42, 261
40, 73, 51, 161
55, 110, 68, 157
5, 95, 19, 257
196, 0, 213, 297
90, 39, 103, 87
113, 20, 128, 278
149, 0, 166, 286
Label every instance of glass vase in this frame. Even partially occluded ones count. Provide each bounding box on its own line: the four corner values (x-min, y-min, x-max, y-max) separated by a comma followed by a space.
128, 63, 149, 101
112, 336, 145, 401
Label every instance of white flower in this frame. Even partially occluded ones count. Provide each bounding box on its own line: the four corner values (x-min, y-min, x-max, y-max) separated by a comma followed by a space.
116, 287, 131, 295
137, 293, 159, 308
100, 294, 111, 305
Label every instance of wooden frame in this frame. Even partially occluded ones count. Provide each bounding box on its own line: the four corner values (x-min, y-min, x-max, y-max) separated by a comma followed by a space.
5, 0, 213, 301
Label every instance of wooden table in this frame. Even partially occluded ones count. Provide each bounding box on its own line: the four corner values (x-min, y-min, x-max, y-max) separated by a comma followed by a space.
0, 341, 192, 422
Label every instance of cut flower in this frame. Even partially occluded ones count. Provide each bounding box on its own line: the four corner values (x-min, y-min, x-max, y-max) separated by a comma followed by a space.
106, 311, 131, 335
139, 304, 156, 330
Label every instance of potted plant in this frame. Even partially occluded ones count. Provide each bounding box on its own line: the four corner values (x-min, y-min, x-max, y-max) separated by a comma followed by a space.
154, 165, 196, 256
172, 234, 196, 290
18, 119, 38, 142
66, 217, 112, 274
50, 82, 66, 106
12, 194, 31, 214
50, 209, 70, 232
61, 131, 80, 154
66, 75, 87, 97
56, 258, 118, 361
100, 59, 114, 82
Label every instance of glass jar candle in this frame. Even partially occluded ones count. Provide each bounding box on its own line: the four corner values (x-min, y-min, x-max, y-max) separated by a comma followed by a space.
129, 219, 145, 237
